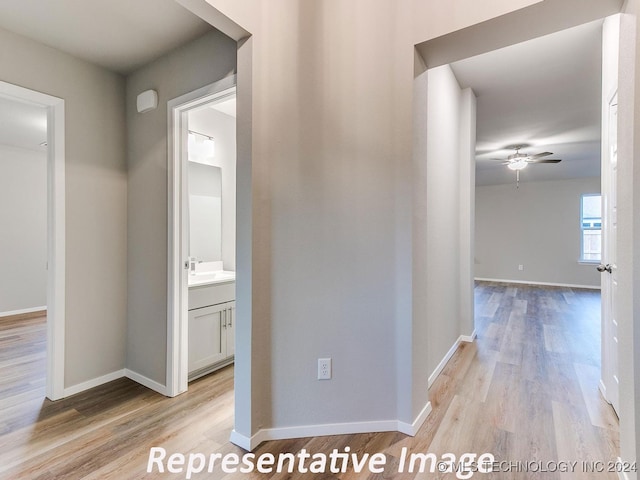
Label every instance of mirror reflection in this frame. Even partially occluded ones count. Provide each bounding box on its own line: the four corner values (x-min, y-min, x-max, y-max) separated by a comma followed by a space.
188, 161, 222, 262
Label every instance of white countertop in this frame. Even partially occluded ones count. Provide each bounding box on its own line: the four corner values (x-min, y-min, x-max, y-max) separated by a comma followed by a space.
188, 270, 236, 287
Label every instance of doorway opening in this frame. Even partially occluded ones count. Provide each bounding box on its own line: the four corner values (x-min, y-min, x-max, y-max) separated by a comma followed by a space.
0, 81, 66, 401
417, 14, 623, 463
167, 76, 237, 396
440, 20, 611, 391
419, 9, 620, 444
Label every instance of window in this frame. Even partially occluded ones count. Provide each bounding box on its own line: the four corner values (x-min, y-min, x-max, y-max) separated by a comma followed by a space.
581, 194, 602, 262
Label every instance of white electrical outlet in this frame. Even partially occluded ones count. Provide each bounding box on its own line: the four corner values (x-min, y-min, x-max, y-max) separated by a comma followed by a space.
518, 264, 524, 271
318, 358, 332, 380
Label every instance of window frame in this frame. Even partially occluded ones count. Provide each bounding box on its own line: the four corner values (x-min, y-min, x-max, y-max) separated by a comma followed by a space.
580, 193, 602, 263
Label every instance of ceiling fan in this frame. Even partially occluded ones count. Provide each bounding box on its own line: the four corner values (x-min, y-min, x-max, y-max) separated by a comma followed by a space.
492, 145, 562, 187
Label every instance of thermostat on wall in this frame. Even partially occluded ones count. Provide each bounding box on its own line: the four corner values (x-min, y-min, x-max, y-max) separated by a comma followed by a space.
137, 89, 158, 113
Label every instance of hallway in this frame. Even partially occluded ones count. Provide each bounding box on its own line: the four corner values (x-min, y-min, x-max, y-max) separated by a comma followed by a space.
421, 281, 620, 478
0, 283, 620, 478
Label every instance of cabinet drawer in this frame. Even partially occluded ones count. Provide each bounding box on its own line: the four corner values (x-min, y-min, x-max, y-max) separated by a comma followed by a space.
188, 281, 235, 310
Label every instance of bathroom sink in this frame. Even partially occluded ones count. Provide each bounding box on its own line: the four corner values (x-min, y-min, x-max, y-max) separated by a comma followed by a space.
188, 270, 235, 287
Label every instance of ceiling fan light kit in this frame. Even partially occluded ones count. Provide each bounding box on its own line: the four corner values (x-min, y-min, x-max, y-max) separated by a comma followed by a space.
507, 158, 528, 170
490, 145, 563, 188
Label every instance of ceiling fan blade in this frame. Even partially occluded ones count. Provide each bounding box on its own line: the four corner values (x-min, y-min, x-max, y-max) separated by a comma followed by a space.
529, 159, 561, 164
529, 151, 553, 159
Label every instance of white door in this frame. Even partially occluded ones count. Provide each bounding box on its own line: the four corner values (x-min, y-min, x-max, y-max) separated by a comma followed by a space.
600, 93, 619, 416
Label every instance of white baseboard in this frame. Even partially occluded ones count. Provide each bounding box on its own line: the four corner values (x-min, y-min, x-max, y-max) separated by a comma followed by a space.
63, 369, 126, 397
398, 401, 432, 436
460, 330, 477, 343
0, 306, 47, 318
230, 409, 433, 452
428, 333, 477, 388
255, 419, 401, 443
429, 338, 460, 388
475, 277, 600, 290
125, 369, 168, 396
62, 369, 169, 399
231, 332, 474, 452
230, 429, 269, 451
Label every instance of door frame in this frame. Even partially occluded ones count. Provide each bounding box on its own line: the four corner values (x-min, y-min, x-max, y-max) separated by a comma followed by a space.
166, 75, 237, 397
0, 81, 66, 401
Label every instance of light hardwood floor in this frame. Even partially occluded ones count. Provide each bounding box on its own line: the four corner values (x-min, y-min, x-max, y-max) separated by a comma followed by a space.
0, 283, 620, 479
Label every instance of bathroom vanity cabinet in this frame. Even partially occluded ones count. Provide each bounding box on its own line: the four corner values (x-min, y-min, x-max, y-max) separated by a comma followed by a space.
188, 279, 235, 381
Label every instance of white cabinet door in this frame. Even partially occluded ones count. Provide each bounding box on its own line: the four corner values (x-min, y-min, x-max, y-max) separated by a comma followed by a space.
225, 302, 235, 357
188, 304, 227, 373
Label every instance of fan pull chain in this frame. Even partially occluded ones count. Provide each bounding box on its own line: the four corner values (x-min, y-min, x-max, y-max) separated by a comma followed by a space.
516, 169, 520, 188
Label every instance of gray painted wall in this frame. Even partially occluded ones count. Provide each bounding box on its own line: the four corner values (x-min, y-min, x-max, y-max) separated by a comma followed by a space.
409, 50, 431, 425
191, 0, 531, 440
426, 65, 477, 376
125, 29, 237, 384
0, 27, 127, 387
475, 177, 602, 287
0, 145, 47, 313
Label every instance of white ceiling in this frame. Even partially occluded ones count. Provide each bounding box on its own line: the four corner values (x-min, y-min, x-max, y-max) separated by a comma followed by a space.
0, 0, 212, 74
0, 95, 47, 151
451, 20, 603, 186
0, 3, 603, 185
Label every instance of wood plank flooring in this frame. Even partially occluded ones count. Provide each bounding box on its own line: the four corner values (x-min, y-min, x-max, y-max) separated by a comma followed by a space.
0, 283, 620, 479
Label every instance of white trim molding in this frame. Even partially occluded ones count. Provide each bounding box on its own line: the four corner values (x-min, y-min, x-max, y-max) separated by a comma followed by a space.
475, 277, 601, 290
230, 406, 433, 452
0, 81, 66, 402
126, 369, 168, 396
229, 430, 256, 452
429, 338, 460, 388
460, 330, 477, 343
429, 333, 477, 388
398, 401, 433, 436
232, 332, 470, 452
166, 76, 237, 398
63, 370, 125, 398
61, 369, 169, 398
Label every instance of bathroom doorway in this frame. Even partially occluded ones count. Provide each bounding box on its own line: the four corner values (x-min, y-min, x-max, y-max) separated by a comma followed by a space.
167, 76, 237, 396
0, 81, 66, 401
